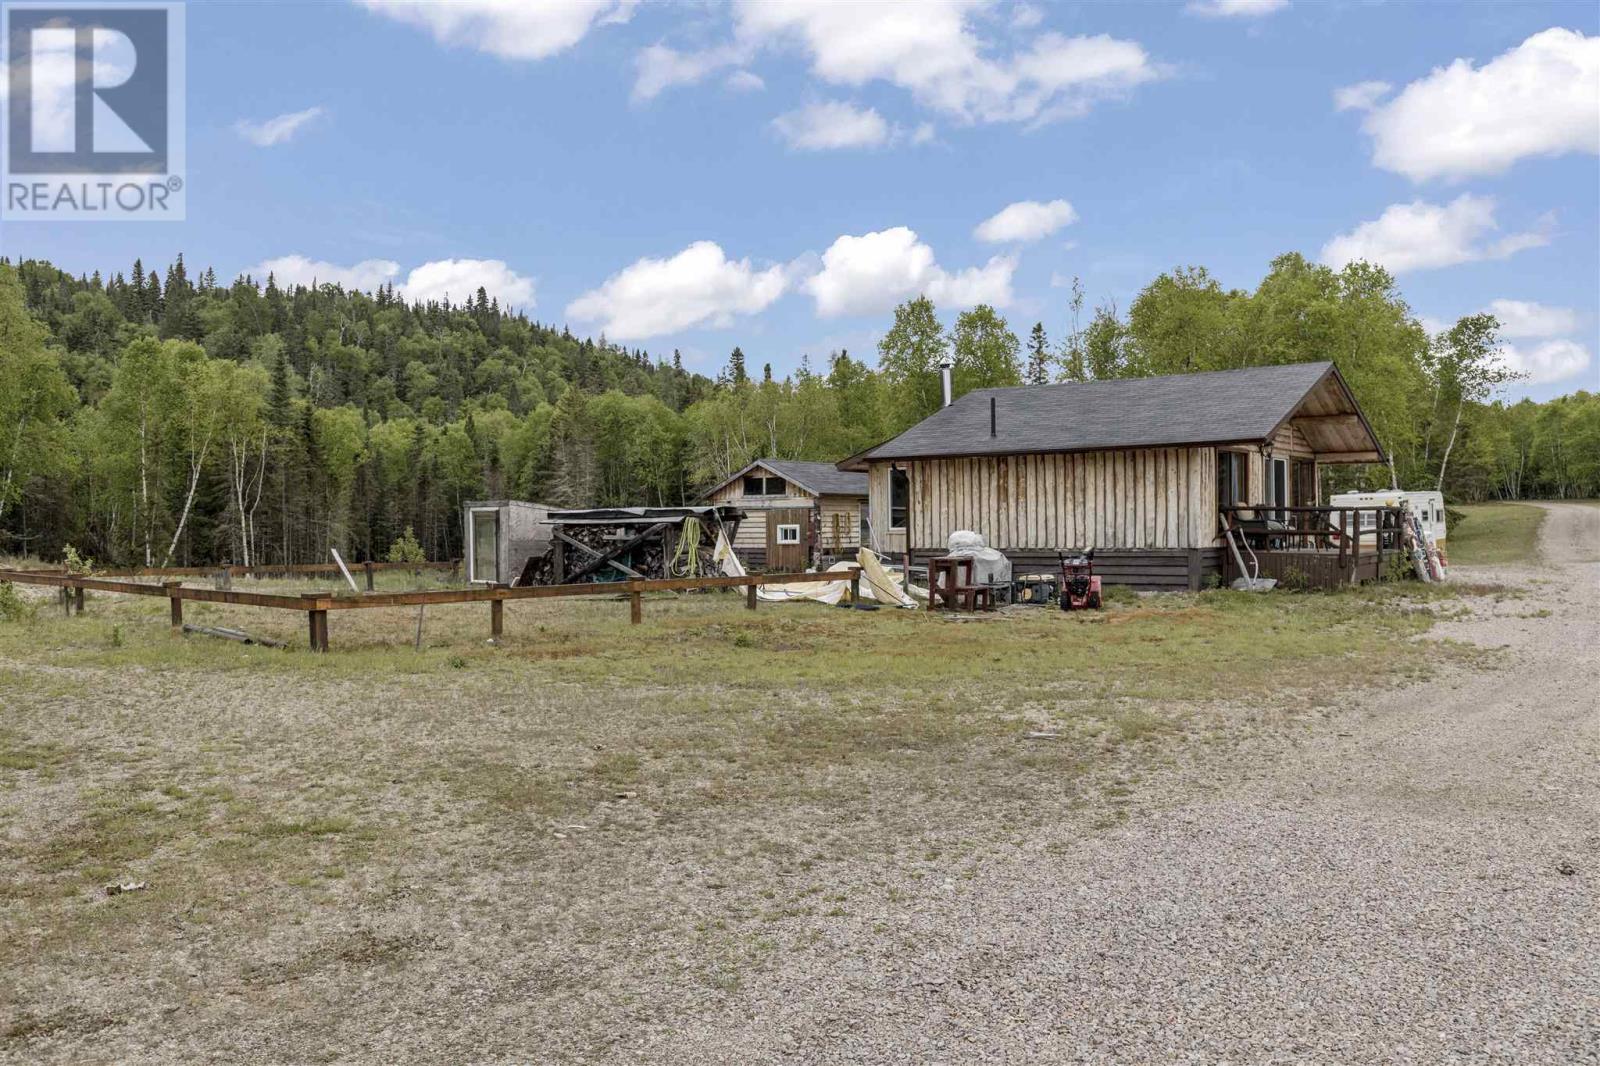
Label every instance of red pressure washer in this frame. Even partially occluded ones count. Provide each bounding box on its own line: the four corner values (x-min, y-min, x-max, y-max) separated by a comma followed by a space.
1057, 548, 1102, 611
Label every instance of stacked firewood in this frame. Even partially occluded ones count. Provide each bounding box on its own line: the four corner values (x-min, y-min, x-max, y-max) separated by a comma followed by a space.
516, 509, 739, 586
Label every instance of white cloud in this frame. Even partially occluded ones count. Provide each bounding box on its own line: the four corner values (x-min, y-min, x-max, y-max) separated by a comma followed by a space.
234, 106, 325, 147
725, 70, 765, 92
251, 255, 401, 292
1320, 195, 1550, 274
358, 0, 636, 61
400, 259, 536, 309
772, 100, 891, 150
975, 199, 1077, 243
1355, 28, 1600, 182
1186, 0, 1288, 16
1498, 339, 1592, 385
566, 241, 788, 340
1484, 299, 1580, 340
804, 226, 1015, 318
1011, 5, 1044, 29
633, 42, 749, 101
1333, 80, 1391, 113
249, 255, 535, 308
665, 2, 1164, 127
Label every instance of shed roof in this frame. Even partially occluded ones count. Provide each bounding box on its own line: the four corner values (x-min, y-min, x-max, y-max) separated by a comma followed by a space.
841, 361, 1383, 466
704, 458, 869, 499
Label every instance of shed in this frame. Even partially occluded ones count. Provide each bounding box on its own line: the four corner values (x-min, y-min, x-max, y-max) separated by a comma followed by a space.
839, 361, 1387, 589
701, 459, 869, 570
463, 500, 557, 585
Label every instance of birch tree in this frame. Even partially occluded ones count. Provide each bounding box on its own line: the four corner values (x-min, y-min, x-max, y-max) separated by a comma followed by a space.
0, 266, 74, 529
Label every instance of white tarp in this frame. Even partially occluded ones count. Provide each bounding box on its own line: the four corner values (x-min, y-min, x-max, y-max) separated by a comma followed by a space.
944, 530, 1011, 586
712, 527, 915, 608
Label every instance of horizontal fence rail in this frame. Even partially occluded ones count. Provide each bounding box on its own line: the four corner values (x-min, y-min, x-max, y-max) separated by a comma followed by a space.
89, 560, 460, 579
0, 567, 863, 652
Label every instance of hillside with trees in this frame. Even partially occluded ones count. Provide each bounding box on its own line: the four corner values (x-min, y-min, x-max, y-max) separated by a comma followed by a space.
1, 253, 1594, 566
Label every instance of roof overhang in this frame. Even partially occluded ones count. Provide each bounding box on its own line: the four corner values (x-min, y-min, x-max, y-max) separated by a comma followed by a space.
1268, 363, 1386, 464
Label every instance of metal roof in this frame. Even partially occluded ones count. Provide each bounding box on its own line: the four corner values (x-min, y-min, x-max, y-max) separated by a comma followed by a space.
845, 362, 1383, 465
703, 458, 868, 498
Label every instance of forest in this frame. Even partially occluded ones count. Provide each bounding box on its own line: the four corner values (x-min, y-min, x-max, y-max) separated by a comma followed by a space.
0, 252, 1594, 567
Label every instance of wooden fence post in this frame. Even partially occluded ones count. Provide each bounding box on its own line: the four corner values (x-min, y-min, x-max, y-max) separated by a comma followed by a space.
302, 593, 329, 652
745, 583, 757, 611
73, 585, 85, 615
491, 590, 504, 640
629, 590, 643, 625
365, 560, 375, 592
164, 581, 183, 633
60, 586, 71, 617
849, 570, 861, 604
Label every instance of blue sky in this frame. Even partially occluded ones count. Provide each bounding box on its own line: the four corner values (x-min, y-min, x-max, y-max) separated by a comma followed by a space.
2, 0, 1596, 401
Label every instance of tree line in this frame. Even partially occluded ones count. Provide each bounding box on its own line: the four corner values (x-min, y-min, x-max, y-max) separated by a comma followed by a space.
0, 252, 1593, 567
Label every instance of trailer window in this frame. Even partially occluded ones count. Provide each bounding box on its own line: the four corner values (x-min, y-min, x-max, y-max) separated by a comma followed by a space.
776, 524, 801, 544
890, 467, 909, 531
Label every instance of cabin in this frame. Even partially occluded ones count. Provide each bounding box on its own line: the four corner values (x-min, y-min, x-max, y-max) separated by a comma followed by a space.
839, 361, 1389, 590
702, 459, 869, 570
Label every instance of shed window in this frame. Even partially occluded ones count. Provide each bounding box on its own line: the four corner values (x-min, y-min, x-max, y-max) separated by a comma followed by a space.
890, 467, 909, 531
776, 524, 801, 544
743, 475, 787, 497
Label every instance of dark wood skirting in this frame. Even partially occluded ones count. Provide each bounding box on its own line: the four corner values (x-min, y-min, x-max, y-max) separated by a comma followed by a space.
1222, 549, 1383, 588
910, 547, 1223, 591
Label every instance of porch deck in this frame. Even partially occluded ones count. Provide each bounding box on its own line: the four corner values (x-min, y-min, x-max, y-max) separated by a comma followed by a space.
1221, 505, 1403, 589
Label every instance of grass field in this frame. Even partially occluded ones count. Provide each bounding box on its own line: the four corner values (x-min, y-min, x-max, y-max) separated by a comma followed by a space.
1448, 501, 1548, 565
0, 572, 1509, 1060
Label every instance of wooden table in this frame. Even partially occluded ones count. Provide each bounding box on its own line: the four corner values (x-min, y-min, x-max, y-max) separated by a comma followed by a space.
928, 556, 992, 612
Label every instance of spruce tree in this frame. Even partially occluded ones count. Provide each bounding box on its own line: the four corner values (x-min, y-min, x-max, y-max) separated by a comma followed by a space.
1027, 322, 1050, 385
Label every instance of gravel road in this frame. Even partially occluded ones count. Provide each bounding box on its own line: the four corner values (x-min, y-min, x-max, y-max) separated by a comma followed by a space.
641, 502, 1599, 1065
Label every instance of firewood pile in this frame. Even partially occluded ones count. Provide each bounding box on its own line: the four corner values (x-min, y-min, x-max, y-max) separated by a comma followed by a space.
516, 506, 744, 586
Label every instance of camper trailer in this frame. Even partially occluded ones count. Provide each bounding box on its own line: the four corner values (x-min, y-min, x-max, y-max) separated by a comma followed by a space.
1329, 490, 1447, 547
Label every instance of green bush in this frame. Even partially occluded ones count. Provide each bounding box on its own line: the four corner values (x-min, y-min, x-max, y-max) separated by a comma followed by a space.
0, 581, 34, 622
386, 527, 426, 567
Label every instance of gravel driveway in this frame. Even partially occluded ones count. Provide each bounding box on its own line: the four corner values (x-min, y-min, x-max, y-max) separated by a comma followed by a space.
640, 502, 1599, 1065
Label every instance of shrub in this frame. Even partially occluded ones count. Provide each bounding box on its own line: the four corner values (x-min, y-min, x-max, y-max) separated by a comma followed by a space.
61, 544, 94, 575
0, 581, 33, 623
386, 527, 426, 567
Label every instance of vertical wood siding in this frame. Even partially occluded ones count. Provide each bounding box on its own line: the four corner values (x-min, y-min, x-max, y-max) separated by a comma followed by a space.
888, 446, 1219, 551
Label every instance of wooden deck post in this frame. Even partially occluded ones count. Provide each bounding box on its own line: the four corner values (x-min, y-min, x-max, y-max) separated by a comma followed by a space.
490, 591, 504, 639
302, 593, 329, 652
745, 583, 757, 610
365, 560, 375, 592
629, 590, 643, 625
164, 581, 183, 633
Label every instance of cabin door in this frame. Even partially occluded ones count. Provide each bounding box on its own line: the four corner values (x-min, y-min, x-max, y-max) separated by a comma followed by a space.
765, 507, 810, 571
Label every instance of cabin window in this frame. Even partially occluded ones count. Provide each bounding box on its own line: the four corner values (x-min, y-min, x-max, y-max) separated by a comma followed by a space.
775, 523, 801, 545
1217, 452, 1248, 507
743, 475, 787, 497
889, 467, 909, 531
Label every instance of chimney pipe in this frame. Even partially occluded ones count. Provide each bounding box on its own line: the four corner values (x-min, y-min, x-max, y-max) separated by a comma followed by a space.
990, 396, 997, 438
939, 355, 954, 407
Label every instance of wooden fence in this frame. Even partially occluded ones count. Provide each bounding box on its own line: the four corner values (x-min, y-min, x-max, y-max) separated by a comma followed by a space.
0, 567, 862, 652
91, 560, 459, 582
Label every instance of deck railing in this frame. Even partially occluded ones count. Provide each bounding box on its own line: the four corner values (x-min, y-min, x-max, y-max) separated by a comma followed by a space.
1221, 505, 1405, 572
